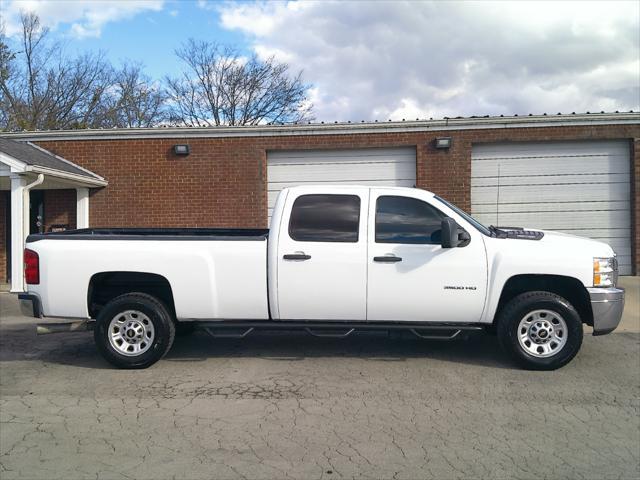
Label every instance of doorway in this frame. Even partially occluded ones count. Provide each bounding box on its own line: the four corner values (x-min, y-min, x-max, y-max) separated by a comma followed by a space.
29, 190, 45, 234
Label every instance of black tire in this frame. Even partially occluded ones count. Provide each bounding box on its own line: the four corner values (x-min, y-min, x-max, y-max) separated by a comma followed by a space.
94, 293, 176, 369
497, 291, 583, 371
174, 322, 196, 337
483, 324, 497, 336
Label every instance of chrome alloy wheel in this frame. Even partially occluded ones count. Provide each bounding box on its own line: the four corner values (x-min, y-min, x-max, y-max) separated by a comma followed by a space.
517, 309, 568, 358
108, 310, 155, 356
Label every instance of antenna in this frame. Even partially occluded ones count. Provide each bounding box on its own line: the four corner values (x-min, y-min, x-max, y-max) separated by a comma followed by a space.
496, 164, 501, 226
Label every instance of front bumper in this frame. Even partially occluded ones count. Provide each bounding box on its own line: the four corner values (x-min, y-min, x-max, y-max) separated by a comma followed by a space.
587, 287, 625, 336
18, 293, 42, 318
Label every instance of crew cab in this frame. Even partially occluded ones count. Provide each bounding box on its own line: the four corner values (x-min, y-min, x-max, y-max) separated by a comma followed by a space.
19, 186, 625, 370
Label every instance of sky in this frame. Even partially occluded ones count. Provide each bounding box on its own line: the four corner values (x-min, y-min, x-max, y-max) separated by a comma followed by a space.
2, 0, 639, 122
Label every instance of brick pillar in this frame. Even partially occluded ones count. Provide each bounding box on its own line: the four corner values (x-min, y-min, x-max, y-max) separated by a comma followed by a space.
418, 136, 473, 211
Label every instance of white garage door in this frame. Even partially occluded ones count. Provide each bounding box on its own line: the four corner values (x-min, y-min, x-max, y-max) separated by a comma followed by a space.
471, 140, 632, 274
267, 147, 416, 218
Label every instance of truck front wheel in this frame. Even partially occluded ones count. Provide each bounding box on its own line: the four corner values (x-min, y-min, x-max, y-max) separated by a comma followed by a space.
94, 293, 176, 369
497, 291, 583, 370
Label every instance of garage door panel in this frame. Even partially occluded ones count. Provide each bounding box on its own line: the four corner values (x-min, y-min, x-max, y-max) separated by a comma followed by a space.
269, 155, 414, 166
545, 228, 631, 240
472, 140, 630, 159
269, 162, 415, 183
268, 147, 415, 163
473, 201, 630, 214
473, 154, 629, 177
472, 140, 631, 274
471, 173, 629, 187
472, 183, 630, 204
598, 238, 632, 250
268, 178, 415, 193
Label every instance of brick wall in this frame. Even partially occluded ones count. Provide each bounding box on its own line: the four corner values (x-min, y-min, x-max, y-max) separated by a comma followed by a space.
0, 192, 7, 284
33, 123, 640, 273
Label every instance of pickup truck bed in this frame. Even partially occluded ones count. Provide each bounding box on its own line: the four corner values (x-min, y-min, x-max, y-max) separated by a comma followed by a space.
25, 228, 271, 321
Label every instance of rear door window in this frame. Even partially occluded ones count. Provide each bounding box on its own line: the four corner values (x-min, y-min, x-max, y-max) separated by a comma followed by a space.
289, 194, 361, 242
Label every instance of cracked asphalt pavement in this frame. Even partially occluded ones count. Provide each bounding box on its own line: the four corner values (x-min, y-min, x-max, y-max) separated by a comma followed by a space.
1, 292, 639, 479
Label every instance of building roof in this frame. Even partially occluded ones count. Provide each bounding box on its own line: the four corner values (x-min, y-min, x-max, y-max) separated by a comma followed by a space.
0, 137, 105, 183
0, 112, 638, 141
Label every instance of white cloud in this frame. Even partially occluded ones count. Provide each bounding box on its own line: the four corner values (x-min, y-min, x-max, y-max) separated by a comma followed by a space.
219, 1, 287, 36
3, 0, 164, 38
219, 0, 640, 120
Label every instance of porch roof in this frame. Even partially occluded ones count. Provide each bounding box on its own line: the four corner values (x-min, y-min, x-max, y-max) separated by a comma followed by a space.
0, 138, 107, 187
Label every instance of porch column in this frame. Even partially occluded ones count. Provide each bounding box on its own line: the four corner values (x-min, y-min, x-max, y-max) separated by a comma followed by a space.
76, 188, 89, 229
10, 174, 26, 292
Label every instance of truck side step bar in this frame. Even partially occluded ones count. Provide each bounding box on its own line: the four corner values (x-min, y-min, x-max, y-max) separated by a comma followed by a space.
36, 319, 483, 341
409, 328, 463, 340
36, 320, 94, 335
193, 321, 483, 341
202, 327, 255, 339
305, 328, 355, 338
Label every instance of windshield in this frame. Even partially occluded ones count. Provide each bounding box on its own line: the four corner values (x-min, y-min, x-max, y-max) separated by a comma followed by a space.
434, 196, 492, 236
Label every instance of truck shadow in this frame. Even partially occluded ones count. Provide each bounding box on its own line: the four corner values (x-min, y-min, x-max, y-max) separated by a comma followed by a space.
0, 323, 514, 370
164, 330, 515, 369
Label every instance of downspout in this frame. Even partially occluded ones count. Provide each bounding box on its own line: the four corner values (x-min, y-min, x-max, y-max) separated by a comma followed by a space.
22, 174, 44, 290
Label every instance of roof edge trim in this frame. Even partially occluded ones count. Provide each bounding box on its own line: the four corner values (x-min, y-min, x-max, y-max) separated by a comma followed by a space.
1, 113, 638, 142
25, 165, 108, 186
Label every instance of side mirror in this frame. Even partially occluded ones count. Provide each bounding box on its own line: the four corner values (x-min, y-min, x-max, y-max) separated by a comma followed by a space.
441, 217, 460, 248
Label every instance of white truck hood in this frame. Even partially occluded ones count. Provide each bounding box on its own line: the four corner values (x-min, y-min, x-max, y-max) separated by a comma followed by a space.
483, 227, 617, 289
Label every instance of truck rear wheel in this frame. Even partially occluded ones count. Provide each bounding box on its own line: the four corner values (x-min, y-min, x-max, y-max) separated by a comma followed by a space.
94, 293, 175, 369
497, 291, 583, 370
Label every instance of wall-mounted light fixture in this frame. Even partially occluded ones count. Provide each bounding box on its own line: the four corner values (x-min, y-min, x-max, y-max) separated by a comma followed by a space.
174, 144, 190, 156
434, 137, 452, 149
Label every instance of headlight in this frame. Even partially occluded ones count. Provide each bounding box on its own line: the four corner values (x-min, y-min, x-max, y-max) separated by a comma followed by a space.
593, 257, 618, 287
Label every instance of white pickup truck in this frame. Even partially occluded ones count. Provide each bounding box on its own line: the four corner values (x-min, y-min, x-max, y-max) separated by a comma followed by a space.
19, 186, 624, 370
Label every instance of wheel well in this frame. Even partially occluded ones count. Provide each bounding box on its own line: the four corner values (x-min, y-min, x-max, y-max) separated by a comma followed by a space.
88, 272, 176, 319
494, 274, 593, 326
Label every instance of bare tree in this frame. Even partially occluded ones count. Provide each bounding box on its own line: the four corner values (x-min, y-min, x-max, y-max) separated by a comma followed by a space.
0, 15, 311, 131
167, 39, 312, 126
0, 21, 13, 128
0, 13, 152, 131
99, 62, 167, 128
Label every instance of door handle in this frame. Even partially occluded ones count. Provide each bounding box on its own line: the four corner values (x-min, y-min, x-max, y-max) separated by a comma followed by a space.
283, 253, 311, 261
373, 255, 402, 263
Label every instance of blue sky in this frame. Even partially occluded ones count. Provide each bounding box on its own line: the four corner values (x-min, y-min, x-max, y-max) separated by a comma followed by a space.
63, 2, 251, 79
3, 0, 639, 121
3, 1, 250, 79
